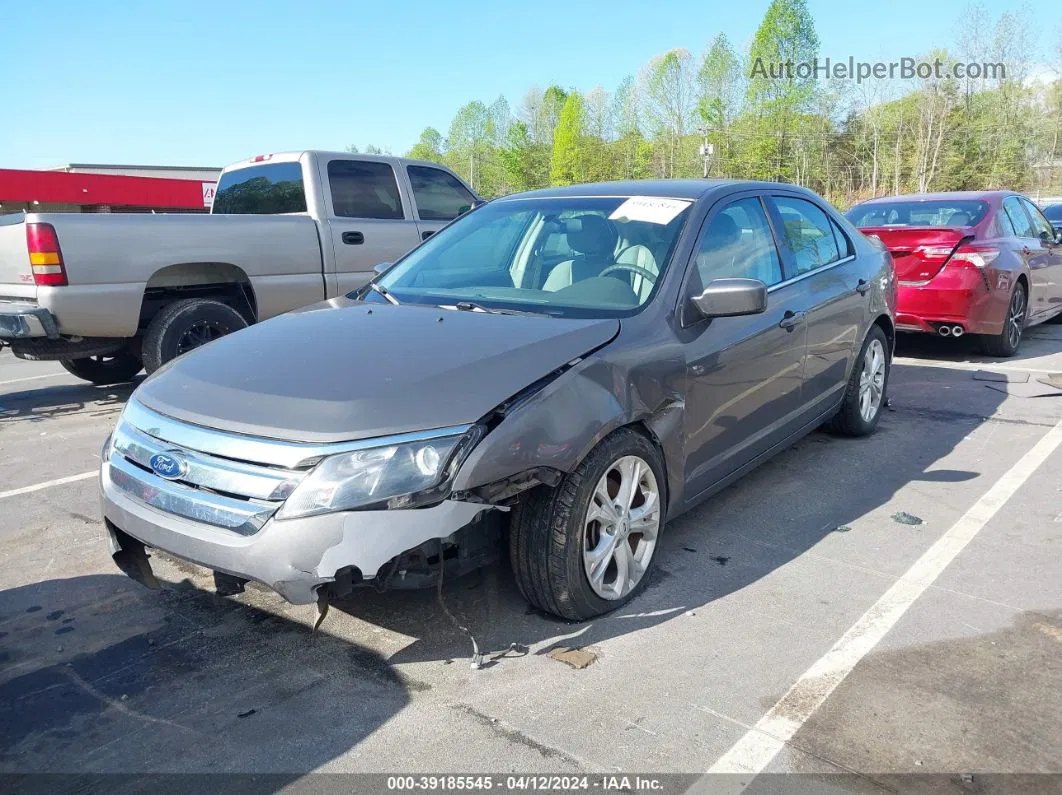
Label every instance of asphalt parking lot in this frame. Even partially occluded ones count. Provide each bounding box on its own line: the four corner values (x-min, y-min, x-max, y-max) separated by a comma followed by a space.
2, 327, 1062, 792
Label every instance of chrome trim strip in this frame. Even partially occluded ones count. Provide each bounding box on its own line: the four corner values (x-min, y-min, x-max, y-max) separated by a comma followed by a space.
767, 255, 857, 294
112, 420, 303, 501
107, 453, 275, 535
123, 399, 472, 470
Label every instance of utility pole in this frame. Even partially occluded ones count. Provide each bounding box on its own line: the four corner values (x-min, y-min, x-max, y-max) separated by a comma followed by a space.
698, 127, 714, 178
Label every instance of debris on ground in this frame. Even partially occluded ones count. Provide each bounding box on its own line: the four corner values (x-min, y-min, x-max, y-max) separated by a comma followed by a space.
892, 511, 924, 526
709, 555, 730, 566
834, 525, 852, 533
547, 646, 598, 669
682, 547, 697, 553
237, 708, 257, 718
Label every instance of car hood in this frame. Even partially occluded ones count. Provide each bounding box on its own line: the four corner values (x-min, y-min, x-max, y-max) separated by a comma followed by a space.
133, 299, 619, 443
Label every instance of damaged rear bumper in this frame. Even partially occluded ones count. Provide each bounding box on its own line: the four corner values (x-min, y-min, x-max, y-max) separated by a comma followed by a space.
100, 460, 492, 605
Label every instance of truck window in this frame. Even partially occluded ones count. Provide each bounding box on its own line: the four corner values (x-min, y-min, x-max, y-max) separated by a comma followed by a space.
212, 162, 307, 214
327, 160, 404, 220
407, 165, 476, 221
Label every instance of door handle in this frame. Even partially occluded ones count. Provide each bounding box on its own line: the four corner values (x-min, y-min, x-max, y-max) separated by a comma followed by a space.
778, 310, 806, 331
1022, 246, 1032, 256
856, 278, 870, 295
421, 230, 435, 241
342, 231, 365, 245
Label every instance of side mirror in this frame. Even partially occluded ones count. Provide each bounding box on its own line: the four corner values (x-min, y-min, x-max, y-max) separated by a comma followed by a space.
691, 278, 768, 319
458, 198, 488, 216
1056, 231, 1062, 245
373, 261, 393, 276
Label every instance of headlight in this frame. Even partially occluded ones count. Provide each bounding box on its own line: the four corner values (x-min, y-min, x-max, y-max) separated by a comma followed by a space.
275, 427, 483, 519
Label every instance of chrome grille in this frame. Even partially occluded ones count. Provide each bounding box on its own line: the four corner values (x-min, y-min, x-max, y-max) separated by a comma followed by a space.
108, 401, 309, 535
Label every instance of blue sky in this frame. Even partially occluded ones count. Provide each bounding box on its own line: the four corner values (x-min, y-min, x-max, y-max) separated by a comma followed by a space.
1, 0, 1049, 169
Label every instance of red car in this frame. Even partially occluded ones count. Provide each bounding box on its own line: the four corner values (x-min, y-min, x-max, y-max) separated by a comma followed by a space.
847, 191, 1062, 355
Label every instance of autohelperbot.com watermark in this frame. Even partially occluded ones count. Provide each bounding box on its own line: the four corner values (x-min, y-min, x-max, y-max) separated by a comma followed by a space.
751, 56, 1005, 83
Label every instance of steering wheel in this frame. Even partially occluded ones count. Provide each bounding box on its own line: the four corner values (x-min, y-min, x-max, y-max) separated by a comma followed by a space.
598, 263, 658, 284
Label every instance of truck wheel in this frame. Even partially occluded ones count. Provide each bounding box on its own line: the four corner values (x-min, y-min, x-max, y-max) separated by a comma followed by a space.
509, 427, 665, 621
142, 298, 248, 373
60, 352, 143, 385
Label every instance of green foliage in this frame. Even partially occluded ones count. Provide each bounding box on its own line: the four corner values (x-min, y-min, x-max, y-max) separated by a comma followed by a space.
368, 3, 1060, 200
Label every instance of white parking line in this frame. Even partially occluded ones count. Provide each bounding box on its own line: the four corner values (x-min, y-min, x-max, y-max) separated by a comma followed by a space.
0, 471, 96, 500
894, 357, 1059, 375
702, 414, 1062, 783
0, 371, 68, 387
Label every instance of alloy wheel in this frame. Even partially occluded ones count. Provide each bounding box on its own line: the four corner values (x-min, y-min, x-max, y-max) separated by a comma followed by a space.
175, 320, 227, 355
1007, 287, 1026, 351
858, 338, 886, 423
582, 455, 660, 600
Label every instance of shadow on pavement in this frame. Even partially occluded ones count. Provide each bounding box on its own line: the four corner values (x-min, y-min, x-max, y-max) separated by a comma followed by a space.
0, 378, 143, 424
0, 574, 408, 777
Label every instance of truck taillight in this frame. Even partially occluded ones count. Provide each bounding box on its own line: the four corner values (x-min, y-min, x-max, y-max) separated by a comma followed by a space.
26, 223, 68, 286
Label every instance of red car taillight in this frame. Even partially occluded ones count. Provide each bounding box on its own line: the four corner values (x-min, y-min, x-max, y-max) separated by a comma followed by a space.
948, 245, 1000, 269
26, 223, 68, 286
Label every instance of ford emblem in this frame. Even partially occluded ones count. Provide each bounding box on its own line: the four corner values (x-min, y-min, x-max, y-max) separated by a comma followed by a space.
149, 451, 187, 480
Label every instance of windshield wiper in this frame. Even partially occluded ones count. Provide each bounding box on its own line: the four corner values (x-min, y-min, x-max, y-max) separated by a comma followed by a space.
367, 282, 400, 305
452, 301, 542, 317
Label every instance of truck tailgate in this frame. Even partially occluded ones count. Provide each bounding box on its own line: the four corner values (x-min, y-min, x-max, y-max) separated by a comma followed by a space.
0, 216, 35, 299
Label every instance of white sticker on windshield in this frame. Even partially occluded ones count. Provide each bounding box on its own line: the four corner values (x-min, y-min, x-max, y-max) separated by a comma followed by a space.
609, 196, 691, 225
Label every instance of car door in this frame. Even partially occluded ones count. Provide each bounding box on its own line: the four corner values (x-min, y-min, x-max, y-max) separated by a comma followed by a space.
1018, 197, 1062, 321
766, 194, 867, 417
404, 164, 478, 241
322, 157, 423, 295
680, 193, 807, 499
1002, 196, 1048, 320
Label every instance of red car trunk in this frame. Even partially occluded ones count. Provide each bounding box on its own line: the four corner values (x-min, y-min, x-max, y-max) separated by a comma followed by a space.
860, 226, 974, 281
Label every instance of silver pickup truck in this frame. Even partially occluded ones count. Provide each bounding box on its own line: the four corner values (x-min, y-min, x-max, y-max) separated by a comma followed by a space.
0, 151, 478, 383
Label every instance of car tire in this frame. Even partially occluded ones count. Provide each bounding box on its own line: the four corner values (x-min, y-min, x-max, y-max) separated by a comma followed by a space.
509, 427, 666, 621
828, 324, 890, 437
977, 281, 1026, 358
59, 351, 143, 385
142, 298, 248, 373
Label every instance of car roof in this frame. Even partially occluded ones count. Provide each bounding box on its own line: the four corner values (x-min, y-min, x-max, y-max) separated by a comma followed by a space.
855, 191, 1017, 206
495, 179, 817, 202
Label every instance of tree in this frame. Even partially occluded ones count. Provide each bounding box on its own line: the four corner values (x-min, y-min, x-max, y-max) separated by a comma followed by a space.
551, 92, 586, 185
407, 127, 444, 162
696, 34, 743, 176
641, 49, 696, 178
746, 0, 821, 181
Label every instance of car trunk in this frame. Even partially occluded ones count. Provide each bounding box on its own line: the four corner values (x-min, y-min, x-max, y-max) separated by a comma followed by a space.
859, 226, 974, 282
0, 217, 37, 300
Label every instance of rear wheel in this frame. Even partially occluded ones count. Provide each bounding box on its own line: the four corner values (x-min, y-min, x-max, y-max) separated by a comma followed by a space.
978, 281, 1026, 357
142, 298, 248, 373
60, 351, 143, 385
509, 428, 665, 620
829, 325, 890, 437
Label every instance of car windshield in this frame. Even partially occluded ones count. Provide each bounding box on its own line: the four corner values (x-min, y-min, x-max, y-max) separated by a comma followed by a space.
372, 195, 693, 319
847, 200, 989, 228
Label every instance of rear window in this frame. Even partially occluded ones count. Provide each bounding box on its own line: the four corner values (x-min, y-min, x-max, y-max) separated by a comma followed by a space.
212, 162, 307, 215
327, 160, 404, 219
848, 200, 988, 228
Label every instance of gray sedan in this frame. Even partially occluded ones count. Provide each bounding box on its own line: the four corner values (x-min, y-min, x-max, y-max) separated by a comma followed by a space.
101, 180, 896, 620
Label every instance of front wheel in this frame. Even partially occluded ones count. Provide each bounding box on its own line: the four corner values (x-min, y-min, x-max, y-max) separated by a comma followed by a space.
509, 428, 665, 620
829, 324, 890, 437
60, 351, 143, 385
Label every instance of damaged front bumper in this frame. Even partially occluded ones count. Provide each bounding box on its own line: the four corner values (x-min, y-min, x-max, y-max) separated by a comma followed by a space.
101, 459, 493, 604
99, 400, 498, 604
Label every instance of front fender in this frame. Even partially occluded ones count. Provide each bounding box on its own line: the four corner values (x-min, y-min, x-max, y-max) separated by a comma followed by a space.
452, 349, 687, 518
